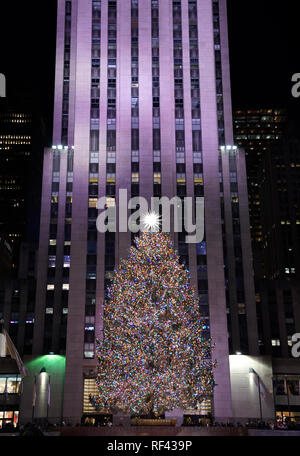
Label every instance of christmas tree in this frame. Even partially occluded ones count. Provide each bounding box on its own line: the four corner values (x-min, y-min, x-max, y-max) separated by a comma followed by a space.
91, 229, 216, 416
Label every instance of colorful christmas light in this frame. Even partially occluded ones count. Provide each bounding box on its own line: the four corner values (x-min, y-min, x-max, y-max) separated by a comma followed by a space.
91, 231, 217, 415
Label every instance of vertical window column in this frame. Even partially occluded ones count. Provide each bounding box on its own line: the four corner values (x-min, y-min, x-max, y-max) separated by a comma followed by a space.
152, 0, 161, 199
104, 0, 117, 301
212, 0, 225, 145
61, 1, 72, 146
173, 1, 188, 268
84, 0, 102, 359
44, 149, 61, 353
131, 0, 140, 243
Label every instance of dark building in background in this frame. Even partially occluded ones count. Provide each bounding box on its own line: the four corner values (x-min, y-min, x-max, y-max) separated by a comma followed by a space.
261, 137, 300, 282
0, 107, 32, 271
0, 102, 45, 271
0, 327, 27, 430
233, 110, 300, 422
0, 100, 45, 359
233, 108, 287, 276
259, 136, 300, 355
0, 243, 38, 357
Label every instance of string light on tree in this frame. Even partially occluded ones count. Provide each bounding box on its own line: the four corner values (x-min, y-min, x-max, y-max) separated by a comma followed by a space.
91, 231, 216, 416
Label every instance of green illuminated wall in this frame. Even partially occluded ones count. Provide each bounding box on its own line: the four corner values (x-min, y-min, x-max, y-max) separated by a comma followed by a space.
19, 355, 66, 424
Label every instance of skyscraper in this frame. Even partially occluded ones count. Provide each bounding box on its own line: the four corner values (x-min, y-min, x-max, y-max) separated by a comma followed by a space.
259, 137, 300, 353
32, 0, 258, 424
233, 108, 287, 277
0, 106, 33, 271
0, 102, 44, 364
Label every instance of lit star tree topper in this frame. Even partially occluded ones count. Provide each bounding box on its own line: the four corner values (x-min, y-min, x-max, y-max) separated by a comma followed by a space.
91, 230, 217, 416
141, 211, 161, 232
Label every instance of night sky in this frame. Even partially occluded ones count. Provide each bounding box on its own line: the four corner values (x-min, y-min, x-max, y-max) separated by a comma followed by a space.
0, 0, 299, 144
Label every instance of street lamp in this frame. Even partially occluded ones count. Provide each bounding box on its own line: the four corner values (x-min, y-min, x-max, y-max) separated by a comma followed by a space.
249, 368, 263, 421
32, 367, 50, 423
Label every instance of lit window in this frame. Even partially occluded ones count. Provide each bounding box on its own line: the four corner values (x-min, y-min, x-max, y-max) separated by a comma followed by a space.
63, 256, 71, 268
132, 150, 139, 162
106, 197, 115, 208
47, 285, 55, 291
106, 174, 116, 183
85, 326, 95, 332
48, 256, 56, 268
176, 174, 186, 184
89, 198, 98, 208
83, 378, 98, 412
46, 308, 54, 314
194, 174, 203, 185
63, 284, 69, 291
154, 173, 161, 184
272, 339, 281, 346
131, 173, 139, 183
84, 343, 94, 359
176, 152, 185, 163
153, 150, 161, 162
193, 152, 202, 164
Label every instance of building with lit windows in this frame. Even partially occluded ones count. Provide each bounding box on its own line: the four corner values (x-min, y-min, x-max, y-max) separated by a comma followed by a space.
0, 243, 38, 358
0, 102, 44, 365
0, 326, 26, 430
28, 0, 263, 424
261, 137, 300, 283
0, 108, 33, 270
233, 114, 300, 424
13, 0, 298, 426
233, 108, 287, 276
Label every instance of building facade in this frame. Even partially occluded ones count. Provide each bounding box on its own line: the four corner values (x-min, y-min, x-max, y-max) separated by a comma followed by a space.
0, 103, 42, 362
0, 107, 33, 271
32, 0, 258, 424
0, 243, 38, 358
233, 108, 287, 277
259, 137, 300, 418
241, 130, 300, 423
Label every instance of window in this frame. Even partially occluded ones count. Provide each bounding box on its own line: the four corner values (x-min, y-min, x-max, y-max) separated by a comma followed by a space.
153, 150, 161, 162
0, 378, 6, 394
89, 198, 98, 208
48, 256, 56, 268
0, 376, 21, 394
84, 343, 95, 359
154, 173, 161, 184
83, 378, 97, 412
0, 410, 19, 429
194, 174, 203, 184
131, 173, 139, 183
272, 339, 281, 346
